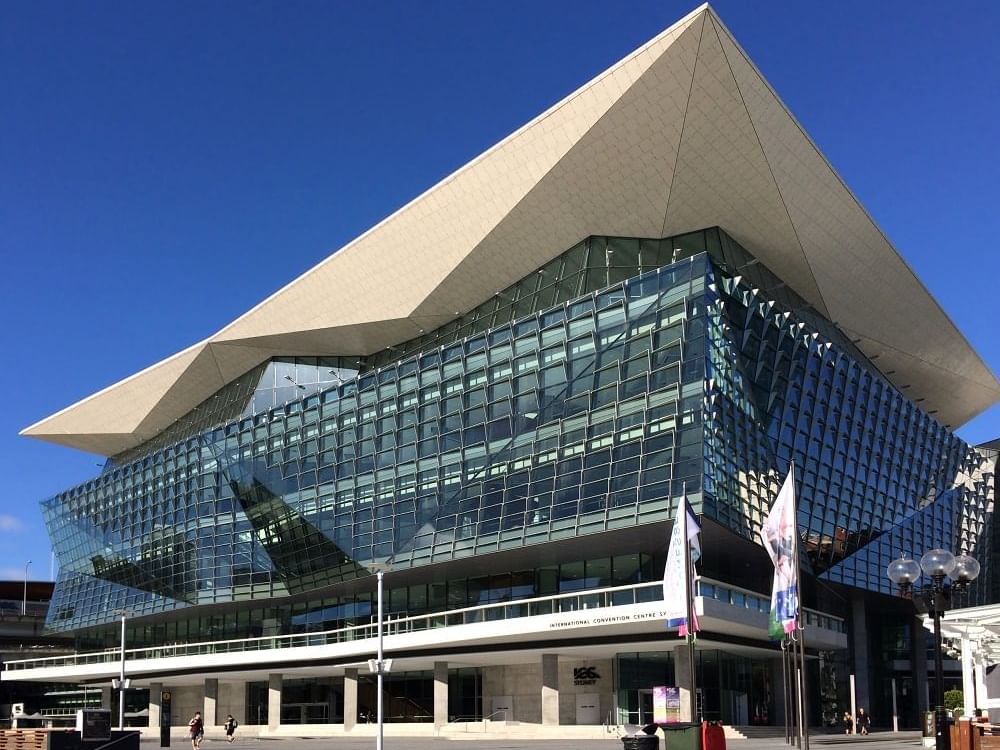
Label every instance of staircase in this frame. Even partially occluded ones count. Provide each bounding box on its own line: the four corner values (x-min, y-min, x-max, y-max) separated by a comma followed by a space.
726, 725, 791, 740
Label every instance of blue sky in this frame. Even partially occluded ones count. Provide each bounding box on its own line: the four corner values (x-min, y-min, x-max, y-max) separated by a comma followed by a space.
1, 0, 998, 581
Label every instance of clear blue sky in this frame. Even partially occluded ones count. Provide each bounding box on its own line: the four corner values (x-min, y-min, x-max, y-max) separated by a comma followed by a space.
1, 0, 998, 581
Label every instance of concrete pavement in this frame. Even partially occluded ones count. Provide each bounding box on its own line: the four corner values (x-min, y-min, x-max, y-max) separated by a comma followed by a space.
145, 731, 924, 749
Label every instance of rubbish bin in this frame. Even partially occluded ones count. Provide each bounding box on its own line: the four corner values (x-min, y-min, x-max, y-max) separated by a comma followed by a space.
620, 736, 659, 750
659, 722, 702, 750
701, 721, 726, 750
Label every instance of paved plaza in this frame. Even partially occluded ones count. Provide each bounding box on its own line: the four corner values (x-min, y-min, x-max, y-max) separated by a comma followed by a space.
145, 732, 925, 749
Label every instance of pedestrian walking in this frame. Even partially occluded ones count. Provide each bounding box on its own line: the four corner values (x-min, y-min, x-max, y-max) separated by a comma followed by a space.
224, 714, 238, 743
856, 707, 871, 735
189, 711, 205, 750
842, 710, 853, 734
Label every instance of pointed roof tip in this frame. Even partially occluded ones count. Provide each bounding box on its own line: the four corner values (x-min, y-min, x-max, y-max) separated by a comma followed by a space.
691, 3, 716, 19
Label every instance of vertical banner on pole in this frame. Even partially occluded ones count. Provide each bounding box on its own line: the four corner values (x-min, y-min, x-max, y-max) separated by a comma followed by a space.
662, 490, 701, 723
762, 465, 807, 749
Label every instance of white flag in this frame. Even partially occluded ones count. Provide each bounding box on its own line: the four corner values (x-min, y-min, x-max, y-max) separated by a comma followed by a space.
663, 494, 701, 636
760, 469, 798, 634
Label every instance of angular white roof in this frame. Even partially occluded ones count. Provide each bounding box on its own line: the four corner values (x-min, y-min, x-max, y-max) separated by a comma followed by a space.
23, 4, 1000, 456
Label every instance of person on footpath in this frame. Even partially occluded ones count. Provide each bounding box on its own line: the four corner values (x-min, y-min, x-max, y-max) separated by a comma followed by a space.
224, 714, 238, 743
856, 707, 871, 735
189, 711, 205, 750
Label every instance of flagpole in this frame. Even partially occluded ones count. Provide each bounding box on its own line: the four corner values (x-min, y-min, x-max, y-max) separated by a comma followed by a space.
682, 483, 698, 724
781, 639, 791, 745
790, 460, 809, 750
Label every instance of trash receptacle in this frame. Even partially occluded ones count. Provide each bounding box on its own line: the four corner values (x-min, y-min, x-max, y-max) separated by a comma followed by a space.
701, 721, 725, 750
659, 722, 701, 750
620, 735, 659, 750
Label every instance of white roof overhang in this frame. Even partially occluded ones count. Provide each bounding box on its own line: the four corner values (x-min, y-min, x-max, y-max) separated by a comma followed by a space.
929, 605, 1000, 664
22, 4, 1000, 456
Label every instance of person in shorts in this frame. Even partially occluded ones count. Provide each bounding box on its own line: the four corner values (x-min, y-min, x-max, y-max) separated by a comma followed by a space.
224, 715, 238, 743
189, 711, 204, 749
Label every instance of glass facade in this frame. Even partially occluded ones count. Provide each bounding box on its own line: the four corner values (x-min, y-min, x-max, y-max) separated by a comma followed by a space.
41, 228, 994, 644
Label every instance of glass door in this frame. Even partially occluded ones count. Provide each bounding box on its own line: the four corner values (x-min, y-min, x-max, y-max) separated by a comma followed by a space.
639, 689, 654, 725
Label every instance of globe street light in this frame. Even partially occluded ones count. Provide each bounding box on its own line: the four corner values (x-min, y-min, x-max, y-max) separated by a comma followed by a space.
886, 550, 980, 750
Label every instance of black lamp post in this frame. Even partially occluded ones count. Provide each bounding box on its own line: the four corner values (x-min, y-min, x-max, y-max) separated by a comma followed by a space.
887, 550, 980, 750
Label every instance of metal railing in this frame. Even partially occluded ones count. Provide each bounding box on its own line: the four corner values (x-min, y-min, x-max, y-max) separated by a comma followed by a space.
0, 600, 49, 618
3, 577, 844, 672
449, 709, 508, 724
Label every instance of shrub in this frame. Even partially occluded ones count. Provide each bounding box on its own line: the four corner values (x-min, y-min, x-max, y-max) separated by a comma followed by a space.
944, 689, 964, 715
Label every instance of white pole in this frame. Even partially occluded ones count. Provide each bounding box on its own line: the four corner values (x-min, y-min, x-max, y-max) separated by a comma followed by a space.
681, 487, 697, 724
849, 674, 857, 735
962, 635, 977, 716
892, 677, 899, 732
119, 612, 127, 730
22, 560, 31, 615
377, 570, 384, 750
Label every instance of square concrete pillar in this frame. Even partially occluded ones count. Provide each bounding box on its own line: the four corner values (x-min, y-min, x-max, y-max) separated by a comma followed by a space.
851, 593, 871, 712
148, 683, 163, 728
343, 669, 358, 731
674, 644, 696, 722
541, 654, 559, 726
434, 661, 449, 728
267, 673, 282, 730
204, 678, 218, 727
101, 686, 113, 711
226, 680, 247, 724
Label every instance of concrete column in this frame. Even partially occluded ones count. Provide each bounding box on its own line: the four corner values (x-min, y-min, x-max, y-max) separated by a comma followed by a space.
434, 661, 449, 728
148, 683, 163, 729
101, 686, 113, 711
674, 645, 695, 722
850, 593, 871, 712
204, 678, 219, 727
913, 615, 929, 715
227, 680, 247, 724
343, 669, 358, 731
541, 654, 559, 726
975, 654, 988, 712
267, 673, 282, 730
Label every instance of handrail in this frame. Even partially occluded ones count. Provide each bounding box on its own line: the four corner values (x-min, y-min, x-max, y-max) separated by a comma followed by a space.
4, 577, 845, 671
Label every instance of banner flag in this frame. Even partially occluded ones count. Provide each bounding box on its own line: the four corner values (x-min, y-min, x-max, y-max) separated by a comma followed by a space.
760, 469, 799, 634
663, 494, 702, 636
767, 576, 789, 641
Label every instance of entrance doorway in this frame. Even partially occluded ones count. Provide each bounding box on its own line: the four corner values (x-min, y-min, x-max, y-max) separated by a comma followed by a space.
621, 689, 655, 725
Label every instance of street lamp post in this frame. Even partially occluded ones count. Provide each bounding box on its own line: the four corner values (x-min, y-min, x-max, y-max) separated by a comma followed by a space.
377, 568, 384, 750
22, 560, 31, 615
368, 564, 392, 750
115, 610, 128, 730
887, 550, 980, 750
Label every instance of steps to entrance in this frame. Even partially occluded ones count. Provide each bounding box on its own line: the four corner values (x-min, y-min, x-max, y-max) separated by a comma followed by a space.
725, 726, 787, 740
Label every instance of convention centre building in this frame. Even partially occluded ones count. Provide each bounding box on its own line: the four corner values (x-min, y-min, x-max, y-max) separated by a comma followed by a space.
6, 3, 999, 737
